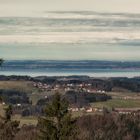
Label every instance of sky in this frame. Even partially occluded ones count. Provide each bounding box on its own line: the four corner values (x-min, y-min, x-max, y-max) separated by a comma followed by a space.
0, 0, 140, 17
0, 0, 140, 61
0, 43, 140, 61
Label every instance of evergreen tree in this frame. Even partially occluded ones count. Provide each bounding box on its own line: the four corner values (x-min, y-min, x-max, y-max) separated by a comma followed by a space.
38, 93, 76, 140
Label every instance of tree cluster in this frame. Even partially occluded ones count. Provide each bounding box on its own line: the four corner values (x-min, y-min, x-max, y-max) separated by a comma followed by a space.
76, 113, 140, 140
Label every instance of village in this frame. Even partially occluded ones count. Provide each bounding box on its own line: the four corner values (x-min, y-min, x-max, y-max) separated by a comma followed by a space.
32, 81, 106, 93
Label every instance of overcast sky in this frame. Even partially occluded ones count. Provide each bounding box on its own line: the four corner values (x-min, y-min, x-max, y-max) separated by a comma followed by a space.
0, 0, 140, 17
0, 0, 140, 61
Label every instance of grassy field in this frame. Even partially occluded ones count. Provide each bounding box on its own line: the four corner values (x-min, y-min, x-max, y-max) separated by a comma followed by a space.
0, 104, 5, 117
0, 104, 37, 126
106, 91, 140, 98
91, 99, 140, 109
12, 115, 38, 126
0, 81, 37, 93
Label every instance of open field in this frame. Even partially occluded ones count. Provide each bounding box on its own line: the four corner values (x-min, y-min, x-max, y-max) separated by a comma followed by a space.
0, 81, 37, 93
107, 91, 140, 98
0, 104, 37, 126
12, 115, 38, 126
91, 99, 140, 109
0, 104, 5, 117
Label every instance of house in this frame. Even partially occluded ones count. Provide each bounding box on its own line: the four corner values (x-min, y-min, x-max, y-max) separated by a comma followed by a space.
80, 107, 85, 111
86, 107, 93, 113
68, 107, 79, 112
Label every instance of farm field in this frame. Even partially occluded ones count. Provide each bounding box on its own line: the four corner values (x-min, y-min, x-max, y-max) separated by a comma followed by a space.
91, 99, 140, 109
0, 81, 37, 93
12, 115, 38, 126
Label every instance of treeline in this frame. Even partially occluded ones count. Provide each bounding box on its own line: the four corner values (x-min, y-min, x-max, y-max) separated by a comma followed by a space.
65, 91, 111, 107
0, 89, 30, 104
112, 77, 140, 92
